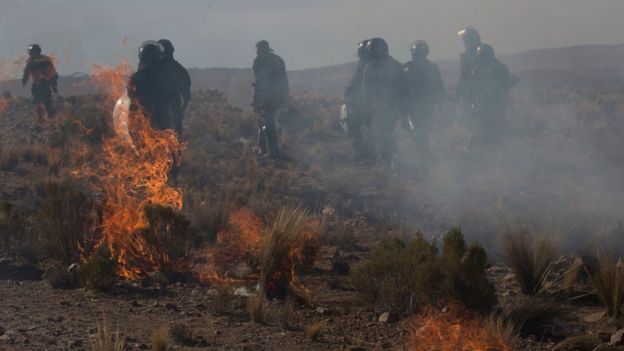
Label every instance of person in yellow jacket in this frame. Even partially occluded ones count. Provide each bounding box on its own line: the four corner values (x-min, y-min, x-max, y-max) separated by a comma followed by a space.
22, 44, 58, 120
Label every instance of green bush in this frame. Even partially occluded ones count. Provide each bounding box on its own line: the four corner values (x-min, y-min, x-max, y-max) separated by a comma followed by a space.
137, 205, 196, 277
36, 181, 100, 265
78, 247, 117, 291
351, 228, 497, 315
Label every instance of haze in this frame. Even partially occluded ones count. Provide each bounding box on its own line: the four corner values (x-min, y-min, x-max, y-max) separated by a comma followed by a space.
1, 0, 623, 74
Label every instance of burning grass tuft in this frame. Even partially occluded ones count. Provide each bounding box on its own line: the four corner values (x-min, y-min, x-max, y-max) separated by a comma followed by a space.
502, 225, 556, 295
258, 206, 318, 300
408, 304, 511, 351
91, 315, 124, 351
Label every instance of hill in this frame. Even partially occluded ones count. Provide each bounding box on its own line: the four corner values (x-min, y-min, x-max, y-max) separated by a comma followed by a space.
2, 43, 624, 108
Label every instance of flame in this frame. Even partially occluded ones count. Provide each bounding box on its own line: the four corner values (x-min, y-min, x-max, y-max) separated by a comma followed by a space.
196, 208, 263, 284
196, 208, 319, 298
73, 62, 183, 278
408, 304, 510, 351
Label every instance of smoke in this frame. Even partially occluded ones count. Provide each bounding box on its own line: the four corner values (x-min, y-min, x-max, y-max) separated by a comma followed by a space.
401, 85, 624, 253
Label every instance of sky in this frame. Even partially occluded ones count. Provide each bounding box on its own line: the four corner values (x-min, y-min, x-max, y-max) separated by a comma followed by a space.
1, 0, 623, 75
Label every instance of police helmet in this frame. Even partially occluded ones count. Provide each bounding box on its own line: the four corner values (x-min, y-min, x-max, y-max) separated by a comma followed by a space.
410, 40, 429, 58
138, 40, 164, 63
256, 40, 273, 53
357, 40, 370, 59
28, 44, 42, 56
366, 37, 389, 59
458, 26, 481, 47
158, 39, 174, 56
476, 44, 495, 59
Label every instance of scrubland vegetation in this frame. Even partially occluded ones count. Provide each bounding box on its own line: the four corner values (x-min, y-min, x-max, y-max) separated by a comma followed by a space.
2, 86, 624, 350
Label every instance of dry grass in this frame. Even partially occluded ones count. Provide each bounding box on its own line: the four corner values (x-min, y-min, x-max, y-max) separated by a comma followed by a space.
502, 225, 556, 295
258, 206, 313, 300
506, 297, 566, 337
247, 293, 269, 324
305, 320, 327, 342
91, 315, 124, 351
482, 313, 521, 348
150, 327, 170, 351
585, 250, 624, 318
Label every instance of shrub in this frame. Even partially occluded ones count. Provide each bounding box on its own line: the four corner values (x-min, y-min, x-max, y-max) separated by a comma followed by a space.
78, 246, 117, 291
351, 228, 497, 315
36, 180, 100, 265
502, 227, 556, 295
137, 205, 196, 277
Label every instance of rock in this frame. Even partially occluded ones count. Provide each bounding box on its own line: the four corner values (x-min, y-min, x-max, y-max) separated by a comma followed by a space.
69, 339, 83, 348
138, 343, 149, 349
67, 263, 80, 273
316, 307, 331, 315
60, 301, 70, 306
165, 302, 179, 311
131, 300, 141, 307
378, 312, 395, 324
610, 329, 624, 345
503, 273, 516, 282
583, 311, 606, 323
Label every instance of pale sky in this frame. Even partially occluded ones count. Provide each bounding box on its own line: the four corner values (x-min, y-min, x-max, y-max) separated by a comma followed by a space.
1, 0, 623, 74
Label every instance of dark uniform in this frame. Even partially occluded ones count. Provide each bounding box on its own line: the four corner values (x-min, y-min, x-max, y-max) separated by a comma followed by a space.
127, 41, 176, 131
457, 27, 482, 112
344, 40, 373, 159
253, 40, 289, 158
361, 37, 408, 168
22, 44, 58, 119
158, 39, 191, 137
404, 41, 444, 151
468, 44, 513, 150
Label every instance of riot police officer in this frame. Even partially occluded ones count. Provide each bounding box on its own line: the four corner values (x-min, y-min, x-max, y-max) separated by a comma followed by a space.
22, 44, 58, 120
468, 44, 513, 150
404, 40, 444, 152
344, 39, 373, 159
127, 40, 176, 131
157, 39, 191, 138
457, 27, 482, 110
252, 40, 289, 159
361, 37, 408, 168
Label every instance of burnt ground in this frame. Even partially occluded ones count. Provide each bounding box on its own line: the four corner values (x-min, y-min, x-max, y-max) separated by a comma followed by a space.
1, 89, 624, 350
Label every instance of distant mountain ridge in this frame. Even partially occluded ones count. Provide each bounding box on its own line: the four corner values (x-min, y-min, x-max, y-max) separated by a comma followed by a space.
2, 43, 624, 108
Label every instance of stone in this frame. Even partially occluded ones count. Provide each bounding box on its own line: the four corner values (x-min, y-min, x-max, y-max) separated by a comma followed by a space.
583, 311, 606, 323
378, 312, 395, 324
316, 307, 331, 315
610, 329, 624, 345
